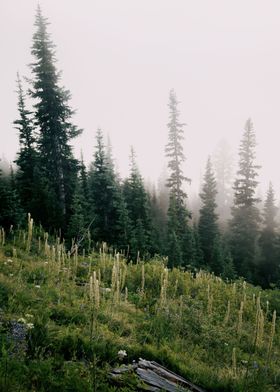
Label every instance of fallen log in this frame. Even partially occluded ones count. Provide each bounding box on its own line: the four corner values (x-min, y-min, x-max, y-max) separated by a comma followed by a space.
109, 358, 207, 392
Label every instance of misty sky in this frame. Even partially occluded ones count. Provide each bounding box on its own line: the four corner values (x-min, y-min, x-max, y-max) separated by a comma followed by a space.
1, 0, 280, 198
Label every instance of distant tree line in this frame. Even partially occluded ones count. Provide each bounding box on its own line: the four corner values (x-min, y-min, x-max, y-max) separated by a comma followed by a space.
1, 6, 279, 288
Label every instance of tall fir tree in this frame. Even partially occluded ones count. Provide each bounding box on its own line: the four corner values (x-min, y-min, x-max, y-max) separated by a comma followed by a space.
88, 129, 128, 248
213, 139, 234, 226
258, 183, 279, 287
14, 74, 38, 217
229, 119, 261, 281
123, 147, 151, 259
149, 188, 167, 255
198, 157, 219, 270
29, 6, 82, 230
165, 89, 192, 268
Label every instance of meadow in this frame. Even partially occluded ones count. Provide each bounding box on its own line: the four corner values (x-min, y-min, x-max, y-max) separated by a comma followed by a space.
0, 218, 279, 391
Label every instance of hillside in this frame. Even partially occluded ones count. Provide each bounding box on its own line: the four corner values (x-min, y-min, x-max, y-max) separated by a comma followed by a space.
0, 223, 279, 391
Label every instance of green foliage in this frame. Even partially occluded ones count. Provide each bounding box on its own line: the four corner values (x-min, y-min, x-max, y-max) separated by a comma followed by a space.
229, 119, 261, 281
0, 225, 279, 391
28, 6, 82, 230
198, 157, 219, 269
258, 183, 280, 287
123, 148, 152, 259
165, 90, 195, 268
14, 74, 38, 217
0, 169, 23, 228
88, 129, 128, 249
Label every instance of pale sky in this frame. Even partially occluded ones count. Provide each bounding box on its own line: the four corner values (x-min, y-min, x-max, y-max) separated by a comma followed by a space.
1, 0, 280, 198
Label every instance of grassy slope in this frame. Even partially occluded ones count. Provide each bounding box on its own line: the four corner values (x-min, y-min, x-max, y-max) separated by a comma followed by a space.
0, 230, 279, 391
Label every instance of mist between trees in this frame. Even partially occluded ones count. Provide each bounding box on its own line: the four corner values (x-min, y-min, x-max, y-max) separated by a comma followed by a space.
0, 5, 279, 289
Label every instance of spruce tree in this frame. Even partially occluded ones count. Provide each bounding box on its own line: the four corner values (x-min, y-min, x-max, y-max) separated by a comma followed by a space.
66, 181, 86, 243
149, 188, 167, 255
213, 139, 234, 226
258, 183, 279, 287
0, 167, 23, 228
165, 89, 192, 268
229, 119, 261, 281
123, 147, 151, 259
198, 157, 219, 269
14, 74, 38, 216
29, 6, 82, 230
88, 129, 128, 248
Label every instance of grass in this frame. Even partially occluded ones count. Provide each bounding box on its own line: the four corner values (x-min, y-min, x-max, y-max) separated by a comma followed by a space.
0, 224, 279, 391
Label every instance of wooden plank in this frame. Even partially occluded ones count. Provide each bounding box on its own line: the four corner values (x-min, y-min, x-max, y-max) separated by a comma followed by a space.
109, 359, 206, 392
136, 368, 189, 392
138, 359, 206, 392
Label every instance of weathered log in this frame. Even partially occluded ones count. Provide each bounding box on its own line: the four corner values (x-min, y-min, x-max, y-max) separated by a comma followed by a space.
138, 359, 206, 392
136, 367, 188, 391
109, 358, 207, 392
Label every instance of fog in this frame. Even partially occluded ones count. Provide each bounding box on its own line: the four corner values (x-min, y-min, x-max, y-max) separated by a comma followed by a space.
1, 0, 280, 197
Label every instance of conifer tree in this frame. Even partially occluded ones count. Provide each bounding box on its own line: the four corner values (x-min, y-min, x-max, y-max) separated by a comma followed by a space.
29, 6, 82, 230
213, 139, 234, 226
66, 181, 86, 243
0, 167, 23, 228
149, 188, 167, 255
88, 129, 128, 248
165, 89, 192, 267
229, 119, 261, 281
123, 147, 151, 259
14, 74, 38, 216
198, 157, 219, 268
258, 183, 279, 287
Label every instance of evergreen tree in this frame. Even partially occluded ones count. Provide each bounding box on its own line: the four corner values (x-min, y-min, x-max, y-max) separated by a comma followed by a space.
29, 6, 82, 230
165, 89, 192, 267
80, 153, 90, 205
66, 181, 86, 243
198, 157, 219, 268
213, 139, 234, 226
157, 167, 169, 217
149, 188, 167, 255
258, 183, 279, 287
0, 167, 23, 228
192, 222, 204, 268
14, 74, 38, 216
229, 119, 261, 281
88, 129, 128, 248
123, 147, 151, 259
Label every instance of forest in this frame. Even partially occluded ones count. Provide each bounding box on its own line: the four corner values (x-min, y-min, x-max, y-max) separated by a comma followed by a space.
0, 6, 279, 289
0, 6, 279, 391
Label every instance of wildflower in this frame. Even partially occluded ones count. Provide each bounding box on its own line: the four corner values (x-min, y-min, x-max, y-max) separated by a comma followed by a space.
9, 273, 14, 277
25, 314, 34, 319
35, 285, 41, 288
7, 259, 13, 263
18, 318, 27, 324
118, 350, 127, 360
26, 323, 34, 329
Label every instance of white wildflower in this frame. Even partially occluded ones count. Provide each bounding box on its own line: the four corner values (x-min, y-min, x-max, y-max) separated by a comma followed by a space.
35, 285, 41, 288
18, 317, 27, 324
118, 350, 127, 360
26, 323, 34, 329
